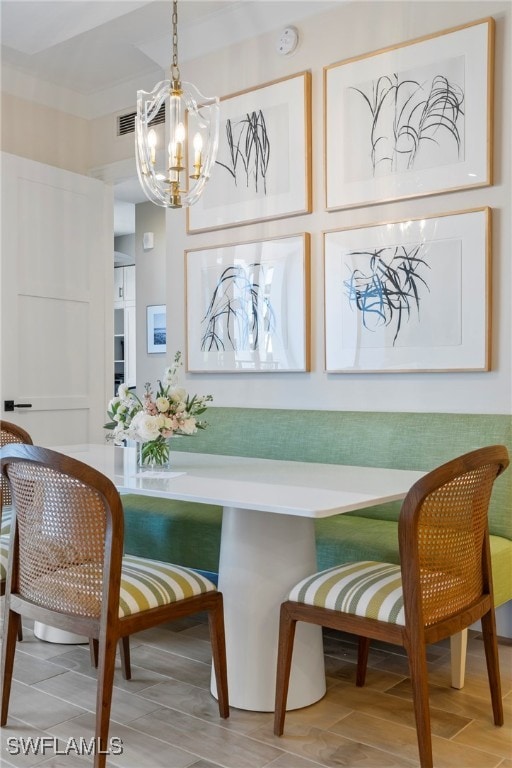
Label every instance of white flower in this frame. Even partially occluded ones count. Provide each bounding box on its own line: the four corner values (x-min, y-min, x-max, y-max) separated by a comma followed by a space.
108, 396, 120, 411
118, 383, 129, 400
170, 387, 187, 403
179, 417, 197, 435
131, 412, 161, 441
155, 396, 170, 413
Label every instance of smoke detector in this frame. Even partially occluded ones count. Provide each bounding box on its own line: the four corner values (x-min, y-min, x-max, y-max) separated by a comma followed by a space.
276, 26, 299, 56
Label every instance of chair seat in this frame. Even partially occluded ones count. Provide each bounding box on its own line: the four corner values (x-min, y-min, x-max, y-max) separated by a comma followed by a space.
288, 561, 405, 625
119, 554, 217, 617
15, 553, 217, 619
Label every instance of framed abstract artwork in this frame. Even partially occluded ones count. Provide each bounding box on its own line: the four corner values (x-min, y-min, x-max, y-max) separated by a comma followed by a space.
324, 208, 491, 372
187, 72, 312, 233
324, 18, 494, 210
186, 234, 310, 372
146, 305, 167, 354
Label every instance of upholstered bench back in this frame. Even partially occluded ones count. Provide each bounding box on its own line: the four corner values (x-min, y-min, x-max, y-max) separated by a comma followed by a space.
171, 409, 511, 539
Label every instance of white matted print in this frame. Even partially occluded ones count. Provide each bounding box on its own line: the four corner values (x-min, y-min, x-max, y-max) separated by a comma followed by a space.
324, 208, 490, 372
187, 72, 312, 233
147, 305, 167, 354
324, 18, 494, 210
186, 234, 310, 372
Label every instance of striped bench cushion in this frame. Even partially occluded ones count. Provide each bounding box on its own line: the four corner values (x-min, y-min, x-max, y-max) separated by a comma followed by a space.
1, 506, 13, 537
0, 535, 10, 581
288, 561, 405, 625
119, 554, 216, 618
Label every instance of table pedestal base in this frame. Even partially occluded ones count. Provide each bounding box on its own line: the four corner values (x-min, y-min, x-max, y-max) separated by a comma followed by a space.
33, 622, 88, 644
211, 506, 326, 711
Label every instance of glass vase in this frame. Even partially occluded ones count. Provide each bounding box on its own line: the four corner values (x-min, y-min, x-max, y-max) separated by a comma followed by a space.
137, 437, 170, 470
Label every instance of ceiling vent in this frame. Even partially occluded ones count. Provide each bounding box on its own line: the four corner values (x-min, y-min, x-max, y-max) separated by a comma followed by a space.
117, 103, 165, 137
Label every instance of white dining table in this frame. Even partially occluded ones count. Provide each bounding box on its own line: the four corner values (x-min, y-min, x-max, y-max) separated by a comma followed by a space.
47, 443, 425, 711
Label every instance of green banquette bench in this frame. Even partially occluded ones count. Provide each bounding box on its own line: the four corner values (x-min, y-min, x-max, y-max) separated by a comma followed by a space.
122, 408, 512, 669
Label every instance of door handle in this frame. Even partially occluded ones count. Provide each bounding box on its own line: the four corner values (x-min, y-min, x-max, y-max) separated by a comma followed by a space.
4, 401, 33, 412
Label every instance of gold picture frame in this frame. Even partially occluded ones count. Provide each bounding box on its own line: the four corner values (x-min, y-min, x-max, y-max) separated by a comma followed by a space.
324, 18, 494, 211
186, 233, 310, 372
187, 72, 312, 233
324, 208, 491, 373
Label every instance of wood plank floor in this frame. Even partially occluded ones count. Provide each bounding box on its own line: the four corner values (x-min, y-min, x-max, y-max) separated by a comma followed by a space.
1, 617, 510, 767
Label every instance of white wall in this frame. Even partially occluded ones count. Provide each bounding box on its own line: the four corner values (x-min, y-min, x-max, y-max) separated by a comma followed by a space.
156, 0, 511, 415
135, 201, 167, 388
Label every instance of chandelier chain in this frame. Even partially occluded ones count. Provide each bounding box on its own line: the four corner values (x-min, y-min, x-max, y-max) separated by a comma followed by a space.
171, 0, 180, 82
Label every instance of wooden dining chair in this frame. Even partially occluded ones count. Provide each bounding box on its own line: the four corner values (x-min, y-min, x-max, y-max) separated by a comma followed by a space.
274, 445, 509, 768
0, 421, 132, 670
1, 420, 33, 531
1, 421, 33, 643
1, 445, 229, 768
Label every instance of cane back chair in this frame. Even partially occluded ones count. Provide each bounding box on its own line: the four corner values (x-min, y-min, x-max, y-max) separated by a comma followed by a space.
1, 420, 33, 534
274, 445, 509, 768
1, 421, 33, 645
1, 445, 229, 768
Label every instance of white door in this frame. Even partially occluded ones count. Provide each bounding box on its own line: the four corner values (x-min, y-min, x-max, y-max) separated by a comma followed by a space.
1, 152, 113, 446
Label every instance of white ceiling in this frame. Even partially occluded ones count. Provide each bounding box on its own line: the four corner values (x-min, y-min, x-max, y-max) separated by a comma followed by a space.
1, 0, 339, 231
1, 1, 338, 97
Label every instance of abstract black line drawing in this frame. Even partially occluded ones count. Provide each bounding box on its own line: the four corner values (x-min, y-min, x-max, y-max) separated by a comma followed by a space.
343, 244, 430, 345
216, 110, 271, 193
201, 263, 276, 352
351, 70, 464, 176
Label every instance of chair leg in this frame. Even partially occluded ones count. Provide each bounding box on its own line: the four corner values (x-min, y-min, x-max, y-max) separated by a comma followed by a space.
17, 624, 23, 642
91, 637, 131, 680
481, 609, 504, 726
274, 602, 298, 736
450, 629, 467, 689
1, 610, 21, 725
406, 641, 433, 768
356, 636, 370, 686
94, 633, 118, 768
89, 638, 99, 668
208, 594, 229, 718
119, 636, 131, 681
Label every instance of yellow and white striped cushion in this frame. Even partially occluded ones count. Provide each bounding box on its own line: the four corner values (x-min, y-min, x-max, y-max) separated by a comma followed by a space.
1, 506, 13, 537
119, 554, 216, 618
0, 535, 10, 582
288, 561, 405, 625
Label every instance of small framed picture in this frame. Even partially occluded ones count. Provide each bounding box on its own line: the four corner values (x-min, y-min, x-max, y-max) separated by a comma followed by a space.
324, 208, 491, 373
186, 234, 310, 372
146, 305, 167, 354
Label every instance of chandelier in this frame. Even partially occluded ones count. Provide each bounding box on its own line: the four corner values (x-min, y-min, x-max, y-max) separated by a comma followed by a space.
135, 0, 220, 208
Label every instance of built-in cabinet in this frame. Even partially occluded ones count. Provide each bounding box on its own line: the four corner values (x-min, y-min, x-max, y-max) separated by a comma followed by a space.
114, 265, 136, 393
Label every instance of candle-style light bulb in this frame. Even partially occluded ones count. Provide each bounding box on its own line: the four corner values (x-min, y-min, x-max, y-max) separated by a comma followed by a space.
148, 129, 157, 164
173, 122, 185, 169
175, 122, 185, 143
193, 132, 203, 166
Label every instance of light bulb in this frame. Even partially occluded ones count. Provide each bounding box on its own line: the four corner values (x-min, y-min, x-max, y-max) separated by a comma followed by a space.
175, 122, 185, 143
193, 133, 203, 166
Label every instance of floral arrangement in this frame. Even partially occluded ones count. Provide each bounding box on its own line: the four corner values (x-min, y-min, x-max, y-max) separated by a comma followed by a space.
105, 351, 212, 466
